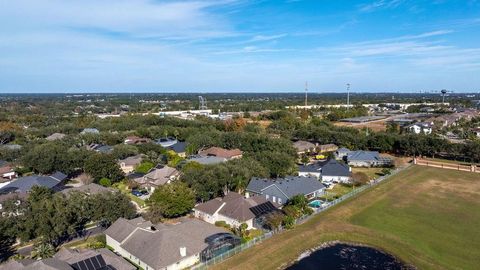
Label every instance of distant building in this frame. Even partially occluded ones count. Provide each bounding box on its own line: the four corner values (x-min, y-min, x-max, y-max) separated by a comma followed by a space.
194, 192, 278, 229
408, 122, 433, 134
199, 147, 243, 160
0, 160, 17, 180
124, 136, 150, 145
60, 183, 115, 197
46, 132, 66, 141
155, 137, 178, 147
317, 143, 338, 153
105, 217, 236, 270
187, 156, 227, 165
165, 141, 188, 157
293, 140, 316, 155
86, 143, 114, 154
80, 128, 100, 134
246, 176, 325, 205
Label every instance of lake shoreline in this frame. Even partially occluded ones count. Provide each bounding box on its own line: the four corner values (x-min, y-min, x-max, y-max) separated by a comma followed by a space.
283, 240, 416, 270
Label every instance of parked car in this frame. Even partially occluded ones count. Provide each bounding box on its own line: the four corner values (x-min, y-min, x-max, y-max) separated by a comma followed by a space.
131, 189, 148, 197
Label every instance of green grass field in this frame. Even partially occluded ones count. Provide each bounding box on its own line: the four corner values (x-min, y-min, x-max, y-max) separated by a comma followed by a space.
212, 166, 480, 270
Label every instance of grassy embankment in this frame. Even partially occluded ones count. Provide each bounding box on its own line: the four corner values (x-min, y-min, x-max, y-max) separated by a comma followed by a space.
212, 166, 480, 270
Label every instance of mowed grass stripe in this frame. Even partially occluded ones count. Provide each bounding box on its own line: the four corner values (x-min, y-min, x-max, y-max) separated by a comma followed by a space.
212, 166, 480, 270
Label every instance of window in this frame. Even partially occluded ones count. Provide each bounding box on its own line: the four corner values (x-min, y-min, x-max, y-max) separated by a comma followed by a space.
278, 198, 282, 204
272, 196, 276, 203
266, 194, 269, 200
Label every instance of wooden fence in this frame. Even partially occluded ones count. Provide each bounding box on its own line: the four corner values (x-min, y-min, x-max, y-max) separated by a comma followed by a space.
414, 158, 479, 173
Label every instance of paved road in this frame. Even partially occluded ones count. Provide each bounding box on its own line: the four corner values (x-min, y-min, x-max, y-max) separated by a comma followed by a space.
16, 226, 105, 256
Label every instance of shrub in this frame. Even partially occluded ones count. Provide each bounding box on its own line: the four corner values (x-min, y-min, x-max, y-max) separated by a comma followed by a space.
214, 221, 231, 229
282, 215, 296, 230
99, 178, 112, 187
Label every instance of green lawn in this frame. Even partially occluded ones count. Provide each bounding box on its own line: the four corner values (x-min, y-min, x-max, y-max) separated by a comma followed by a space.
212, 166, 480, 270
112, 182, 146, 208
319, 184, 354, 201
351, 167, 384, 180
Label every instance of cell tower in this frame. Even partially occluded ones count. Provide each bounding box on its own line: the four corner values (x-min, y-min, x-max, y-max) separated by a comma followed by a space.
346, 83, 351, 110
304, 81, 308, 107
198, 96, 207, 110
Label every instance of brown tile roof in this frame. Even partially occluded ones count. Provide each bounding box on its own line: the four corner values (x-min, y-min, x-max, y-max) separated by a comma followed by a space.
199, 147, 243, 159
293, 141, 316, 152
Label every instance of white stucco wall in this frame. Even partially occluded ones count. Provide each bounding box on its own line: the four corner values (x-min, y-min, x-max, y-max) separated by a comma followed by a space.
298, 172, 321, 179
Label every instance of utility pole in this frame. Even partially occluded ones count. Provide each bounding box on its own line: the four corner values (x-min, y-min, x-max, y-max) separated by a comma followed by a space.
305, 81, 308, 107
346, 83, 350, 110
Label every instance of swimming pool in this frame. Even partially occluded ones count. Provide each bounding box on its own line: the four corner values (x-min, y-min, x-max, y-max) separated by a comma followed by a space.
308, 199, 324, 208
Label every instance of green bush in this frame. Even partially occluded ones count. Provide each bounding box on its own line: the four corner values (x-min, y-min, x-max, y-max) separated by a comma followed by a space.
215, 221, 231, 229
99, 177, 112, 187
282, 215, 296, 230
135, 161, 155, 174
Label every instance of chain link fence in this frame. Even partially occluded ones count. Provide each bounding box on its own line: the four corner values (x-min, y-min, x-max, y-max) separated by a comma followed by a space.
192, 164, 411, 270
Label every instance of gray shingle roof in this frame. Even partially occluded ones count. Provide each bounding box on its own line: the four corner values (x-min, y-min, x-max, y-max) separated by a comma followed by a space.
194, 192, 272, 222
0, 172, 67, 193
298, 159, 350, 177
347, 150, 380, 161
106, 217, 228, 269
166, 141, 187, 153
247, 176, 325, 199
60, 183, 114, 196
187, 156, 227, 165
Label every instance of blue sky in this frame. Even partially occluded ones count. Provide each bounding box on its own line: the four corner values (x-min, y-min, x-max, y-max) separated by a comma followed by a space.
1, 0, 480, 93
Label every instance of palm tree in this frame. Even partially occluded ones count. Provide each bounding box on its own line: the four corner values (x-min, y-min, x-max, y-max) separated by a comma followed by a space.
33, 241, 55, 259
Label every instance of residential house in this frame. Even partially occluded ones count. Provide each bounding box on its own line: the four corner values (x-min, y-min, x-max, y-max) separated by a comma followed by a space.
0, 247, 135, 270
166, 141, 188, 157
246, 176, 325, 205
80, 128, 100, 134
194, 192, 278, 229
408, 122, 433, 134
134, 165, 180, 192
0, 172, 67, 194
0, 160, 17, 180
472, 127, 480, 138
187, 156, 227, 165
105, 217, 235, 270
124, 136, 150, 145
317, 143, 338, 153
60, 183, 115, 197
199, 147, 243, 160
293, 140, 316, 155
346, 151, 392, 167
86, 143, 114, 154
118, 155, 144, 174
46, 132, 66, 141
298, 158, 352, 184
156, 137, 178, 147
335, 147, 352, 160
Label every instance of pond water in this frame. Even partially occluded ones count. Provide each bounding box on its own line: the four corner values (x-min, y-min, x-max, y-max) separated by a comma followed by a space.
287, 243, 413, 270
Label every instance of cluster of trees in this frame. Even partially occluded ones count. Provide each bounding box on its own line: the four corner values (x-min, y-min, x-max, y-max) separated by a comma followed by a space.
180, 158, 269, 202
145, 182, 195, 222
0, 187, 136, 259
